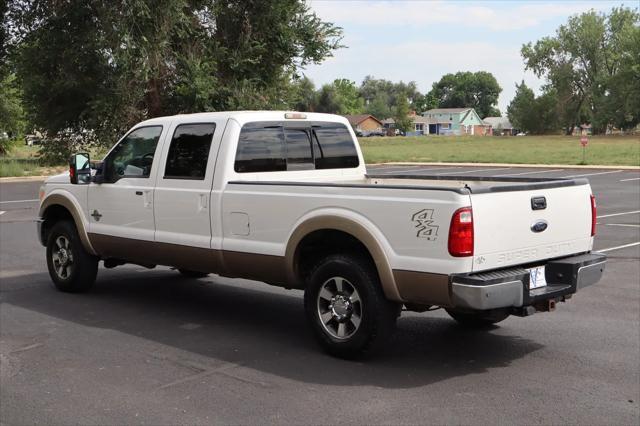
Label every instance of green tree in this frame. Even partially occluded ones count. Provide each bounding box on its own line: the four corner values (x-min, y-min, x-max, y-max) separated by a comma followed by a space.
0, 73, 26, 140
316, 79, 363, 114
6, 0, 342, 162
291, 76, 317, 111
507, 81, 536, 132
428, 71, 502, 118
507, 81, 559, 134
522, 7, 639, 133
413, 92, 438, 115
359, 76, 422, 118
393, 95, 413, 133
365, 94, 392, 121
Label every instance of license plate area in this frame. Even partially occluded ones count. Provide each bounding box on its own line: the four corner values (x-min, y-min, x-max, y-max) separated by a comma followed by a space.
527, 266, 547, 289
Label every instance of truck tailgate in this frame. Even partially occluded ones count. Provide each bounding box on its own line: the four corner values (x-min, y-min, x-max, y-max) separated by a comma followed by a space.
470, 182, 594, 271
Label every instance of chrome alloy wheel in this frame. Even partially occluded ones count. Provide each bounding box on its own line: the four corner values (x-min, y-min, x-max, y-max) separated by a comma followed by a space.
51, 236, 74, 279
316, 276, 363, 340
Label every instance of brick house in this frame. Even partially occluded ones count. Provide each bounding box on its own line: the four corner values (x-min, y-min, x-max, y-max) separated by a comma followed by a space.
343, 114, 383, 132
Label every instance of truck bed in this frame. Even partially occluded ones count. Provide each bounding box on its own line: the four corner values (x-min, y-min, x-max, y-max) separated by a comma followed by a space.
231, 174, 589, 194
363, 173, 589, 194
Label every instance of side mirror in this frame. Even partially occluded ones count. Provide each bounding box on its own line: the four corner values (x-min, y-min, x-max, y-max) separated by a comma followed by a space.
69, 153, 91, 184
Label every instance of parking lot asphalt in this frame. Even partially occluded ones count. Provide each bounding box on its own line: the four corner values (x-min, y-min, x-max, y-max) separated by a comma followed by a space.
1, 166, 639, 425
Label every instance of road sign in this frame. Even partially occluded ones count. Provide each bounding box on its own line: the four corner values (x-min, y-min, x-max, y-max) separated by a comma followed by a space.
580, 136, 588, 147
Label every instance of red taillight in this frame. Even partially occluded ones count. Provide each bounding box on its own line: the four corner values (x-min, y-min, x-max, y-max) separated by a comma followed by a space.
448, 207, 474, 257
69, 165, 75, 180
590, 194, 597, 236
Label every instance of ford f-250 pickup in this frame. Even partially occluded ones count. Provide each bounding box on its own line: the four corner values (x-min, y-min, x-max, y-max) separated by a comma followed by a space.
37, 111, 606, 358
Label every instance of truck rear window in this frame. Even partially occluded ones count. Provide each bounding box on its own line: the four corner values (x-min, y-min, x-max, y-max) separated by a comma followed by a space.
235, 122, 359, 173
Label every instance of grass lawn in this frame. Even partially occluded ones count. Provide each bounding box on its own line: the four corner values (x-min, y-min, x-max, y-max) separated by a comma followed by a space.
0, 143, 65, 177
359, 134, 640, 166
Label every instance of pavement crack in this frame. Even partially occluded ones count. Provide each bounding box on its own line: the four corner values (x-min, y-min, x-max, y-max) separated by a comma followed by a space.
156, 361, 241, 390
8, 342, 43, 354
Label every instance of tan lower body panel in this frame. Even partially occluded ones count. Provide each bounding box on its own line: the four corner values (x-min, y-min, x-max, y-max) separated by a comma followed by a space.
393, 270, 452, 307
88, 233, 287, 286
88, 233, 447, 301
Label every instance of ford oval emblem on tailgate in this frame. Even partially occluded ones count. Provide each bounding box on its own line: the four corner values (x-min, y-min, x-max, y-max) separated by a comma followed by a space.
531, 220, 548, 233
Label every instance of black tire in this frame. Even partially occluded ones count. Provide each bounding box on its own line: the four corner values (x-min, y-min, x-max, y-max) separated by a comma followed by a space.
445, 308, 510, 328
177, 269, 209, 279
46, 220, 98, 293
303, 254, 399, 359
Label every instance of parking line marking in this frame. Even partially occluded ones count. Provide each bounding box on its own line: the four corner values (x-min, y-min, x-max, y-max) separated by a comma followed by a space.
599, 242, 640, 253
597, 210, 640, 219
436, 167, 512, 175
620, 177, 640, 182
563, 170, 622, 178
602, 223, 640, 228
494, 169, 563, 177
400, 167, 462, 173
0, 199, 39, 204
0, 211, 5, 215
376, 166, 460, 174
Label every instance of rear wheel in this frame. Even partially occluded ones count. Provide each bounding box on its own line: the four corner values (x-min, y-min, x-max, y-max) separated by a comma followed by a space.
177, 269, 209, 279
445, 308, 510, 328
46, 221, 98, 293
304, 254, 399, 359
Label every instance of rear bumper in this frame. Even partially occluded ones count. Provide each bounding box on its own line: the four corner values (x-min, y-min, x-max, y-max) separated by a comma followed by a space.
450, 252, 606, 311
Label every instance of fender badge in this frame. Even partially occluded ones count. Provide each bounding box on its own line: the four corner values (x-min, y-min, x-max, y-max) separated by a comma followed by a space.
412, 209, 439, 240
531, 220, 548, 233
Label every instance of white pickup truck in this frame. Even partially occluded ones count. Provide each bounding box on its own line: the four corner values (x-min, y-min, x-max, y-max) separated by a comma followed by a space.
38, 111, 606, 358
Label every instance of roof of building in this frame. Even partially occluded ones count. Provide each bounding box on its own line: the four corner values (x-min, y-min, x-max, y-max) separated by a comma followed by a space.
382, 116, 438, 125
483, 116, 513, 129
342, 114, 382, 126
423, 108, 471, 114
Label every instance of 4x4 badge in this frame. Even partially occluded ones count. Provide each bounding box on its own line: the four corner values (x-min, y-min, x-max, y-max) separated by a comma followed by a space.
412, 209, 439, 240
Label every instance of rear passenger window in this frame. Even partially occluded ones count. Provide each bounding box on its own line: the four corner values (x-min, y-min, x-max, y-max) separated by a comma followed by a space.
234, 121, 359, 173
312, 125, 359, 169
285, 128, 314, 171
235, 125, 286, 173
164, 123, 215, 180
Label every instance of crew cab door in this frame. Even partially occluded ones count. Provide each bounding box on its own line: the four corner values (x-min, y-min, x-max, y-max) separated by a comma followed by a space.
88, 125, 166, 242
153, 120, 225, 248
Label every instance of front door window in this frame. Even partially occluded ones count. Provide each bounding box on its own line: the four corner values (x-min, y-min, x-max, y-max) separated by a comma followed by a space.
104, 126, 163, 182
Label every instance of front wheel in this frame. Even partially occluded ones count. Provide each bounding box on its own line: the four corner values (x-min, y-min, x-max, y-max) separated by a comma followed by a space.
445, 308, 510, 328
304, 254, 399, 359
46, 221, 98, 293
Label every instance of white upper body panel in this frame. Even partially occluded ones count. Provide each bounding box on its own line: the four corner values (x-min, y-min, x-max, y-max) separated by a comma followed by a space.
40, 111, 595, 277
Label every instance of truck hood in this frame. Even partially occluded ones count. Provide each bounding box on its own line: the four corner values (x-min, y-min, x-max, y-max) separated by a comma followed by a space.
46, 172, 69, 184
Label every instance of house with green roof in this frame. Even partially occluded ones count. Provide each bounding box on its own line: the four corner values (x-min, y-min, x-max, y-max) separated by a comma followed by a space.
422, 108, 489, 136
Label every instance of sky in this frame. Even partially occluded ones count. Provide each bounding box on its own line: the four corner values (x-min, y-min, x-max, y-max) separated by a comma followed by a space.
304, 0, 635, 115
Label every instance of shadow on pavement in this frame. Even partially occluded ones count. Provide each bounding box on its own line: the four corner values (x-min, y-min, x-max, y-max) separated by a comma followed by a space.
1, 268, 544, 389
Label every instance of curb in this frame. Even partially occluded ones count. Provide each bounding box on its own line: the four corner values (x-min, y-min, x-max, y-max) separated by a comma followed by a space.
368, 162, 640, 170
0, 176, 49, 183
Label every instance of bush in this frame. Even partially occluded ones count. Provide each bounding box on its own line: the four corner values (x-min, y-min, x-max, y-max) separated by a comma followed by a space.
0, 137, 12, 155
38, 129, 101, 166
